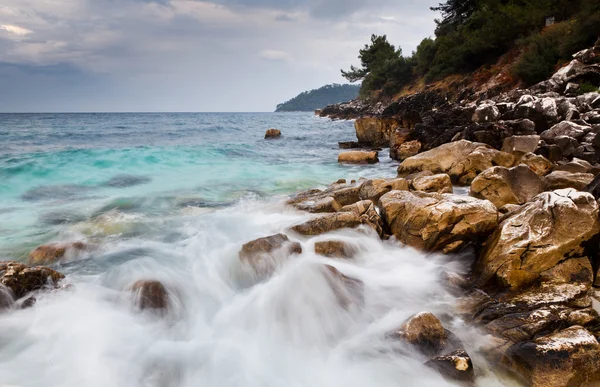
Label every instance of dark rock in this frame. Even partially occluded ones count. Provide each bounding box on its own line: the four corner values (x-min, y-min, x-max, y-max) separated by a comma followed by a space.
265, 129, 281, 139
29, 242, 87, 265
239, 234, 302, 278
130, 280, 169, 312
426, 350, 475, 383
544, 171, 595, 191
314, 241, 356, 258
0, 261, 65, 299
338, 141, 360, 149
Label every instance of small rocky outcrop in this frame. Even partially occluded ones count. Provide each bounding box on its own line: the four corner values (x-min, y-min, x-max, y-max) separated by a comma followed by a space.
540, 121, 591, 143
264, 129, 281, 139
358, 178, 409, 202
29, 241, 87, 265
426, 350, 474, 383
503, 326, 600, 387
476, 189, 600, 291
397, 140, 515, 185
354, 117, 399, 147
291, 206, 383, 237
379, 191, 498, 253
389, 127, 413, 160
470, 165, 544, 209
239, 234, 302, 278
338, 151, 379, 164
314, 241, 356, 259
0, 261, 65, 299
130, 280, 169, 312
543, 170, 595, 191
411, 174, 453, 194
396, 140, 422, 161
288, 181, 363, 213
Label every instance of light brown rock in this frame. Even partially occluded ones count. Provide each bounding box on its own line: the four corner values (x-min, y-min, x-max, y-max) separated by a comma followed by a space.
470, 165, 544, 209
544, 171, 595, 191
379, 191, 498, 253
239, 234, 302, 278
476, 189, 600, 291
519, 153, 554, 176
411, 174, 453, 194
130, 280, 169, 312
338, 151, 379, 165
426, 350, 475, 383
264, 129, 281, 139
502, 135, 540, 157
390, 312, 448, 356
291, 210, 382, 237
397, 140, 515, 185
0, 261, 65, 299
358, 178, 409, 202
314, 241, 356, 259
28, 242, 87, 265
355, 117, 399, 147
397, 140, 422, 161
390, 127, 413, 160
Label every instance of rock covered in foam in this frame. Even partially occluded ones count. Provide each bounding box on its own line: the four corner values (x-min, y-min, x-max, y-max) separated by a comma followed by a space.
0, 261, 65, 299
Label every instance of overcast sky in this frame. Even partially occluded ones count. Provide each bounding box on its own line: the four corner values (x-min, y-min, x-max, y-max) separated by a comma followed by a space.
0, 0, 441, 112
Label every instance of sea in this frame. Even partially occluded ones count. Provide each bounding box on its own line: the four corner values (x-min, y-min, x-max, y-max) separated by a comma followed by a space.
0, 113, 513, 387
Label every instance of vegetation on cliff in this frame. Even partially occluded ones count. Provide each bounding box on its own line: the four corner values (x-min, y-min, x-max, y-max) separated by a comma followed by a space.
275, 84, 360, 112
342, 0, 600, 99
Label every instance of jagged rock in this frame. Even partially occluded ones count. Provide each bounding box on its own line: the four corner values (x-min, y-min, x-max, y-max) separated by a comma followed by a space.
289, 182, 362, 211
564, 82, 581, 96
476, 189, 600, 291
130, 280, 169, 312
0, 261, 65, 299
390, 312, 448, 356
358, 178, 409, 202
519, 153, 554, 176
397, 140, 422, 161
338, 151, 379, 164
503, 326, 600, 387
501, 135, 540, 158
389, 127, 413, 160
291, 210, 382, 237
540, 121, 591, 143
379, 191, 497, 253
426, 350, 475, 383
354, 117, 399, 147
29, 241, 87, 265
411, 174, 453, 194
397, 140, 515, 186
314, 241, 356, 259
473, 101, 500, 123
554, 135, 579, 157
340, 200, 375, 215
470, 165, 543, 209
544, 171, 595, 191
239, 234, 302, 277
264, 129, 281, 139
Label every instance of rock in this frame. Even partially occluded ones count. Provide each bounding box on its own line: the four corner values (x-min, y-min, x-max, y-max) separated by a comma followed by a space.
130, 280, 169, 312
519, 153, 554, 176
539, 257, 594, 285
554, 135, 579, 157
389, 127, 413, 160
540, 121, 591, 143
291, 211, 382, 237
239, 234, 302, 277
469, 165, 544, 209
289, 182, 362, 211
501, 135, 540, 158
390, 312, 450, 357
0, 261, 65, 299
323, 265, 364, 309
0, 284, 13, 311
564, 82, 581, 96
379, 191, 498, 253
294, 197, 342, 214
354, 117, 399, 147
476, 189, 600, 291
536, 143, 564, 162
544, 171, 595, 191
554, 158, 594, 174
503, 326, 600, 387
397, 140, 515, 186
264, 129, 281, 139
426, 350, 475, 383
472, 101, 500, 123
28, 242, 87, 265
338, 141, 360, 149
397, 140, 422, 161
358, 178, 409, 202
340, 200, 375, 216
338, 151, 379, 165
584, 173, 600, 200
314, 241, 356, 259
411, 174, 453, 194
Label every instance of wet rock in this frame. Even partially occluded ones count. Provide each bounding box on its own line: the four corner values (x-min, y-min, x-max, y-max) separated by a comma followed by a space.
476, 189, 600, 291
469, 165, 543, 209
338, 151, 379, 165
540, 121, 590, 143
503, 326, 600, 387
291, 211, 382, 237
519, 153, 554, 176
0, 261, 65, 299
379, 191, 497, 253
410, 174, 453, 194
130, 280, 169, 312
544, 171, 595, 191
314, 241, 356, 259
264, 129, 281, 139
323, 265, 364, 309
397, 140, 515, 186
539, 257, 594, 285
239, 234, 302, 277
501, 135, 540, 158
358, 178, 409, 202
426, 350, 475, 384
0, 284, 13, 311
28, 242, 87, 265
294, 197, 342, 214
389, 127, 413, 160
396, 140, 422, 161
390, 312, 450, 357
288, 183, 362, 211
354, 117, 399, 147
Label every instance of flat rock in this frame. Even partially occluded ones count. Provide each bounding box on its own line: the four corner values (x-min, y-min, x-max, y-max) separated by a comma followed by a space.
544, 171, 594, 191
338, 151, 379, 164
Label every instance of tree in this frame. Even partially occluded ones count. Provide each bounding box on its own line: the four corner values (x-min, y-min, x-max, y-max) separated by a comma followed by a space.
341, 35, 399, 82
431, 0, 478, 27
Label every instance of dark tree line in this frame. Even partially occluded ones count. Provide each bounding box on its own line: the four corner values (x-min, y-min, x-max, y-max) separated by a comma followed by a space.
275, 84, 360, 112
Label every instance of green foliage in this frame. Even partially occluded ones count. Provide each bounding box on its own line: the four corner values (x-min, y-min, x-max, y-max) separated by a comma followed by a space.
275, 84, 360, 112
341, 35, 399, 83
579, 83, 600, 94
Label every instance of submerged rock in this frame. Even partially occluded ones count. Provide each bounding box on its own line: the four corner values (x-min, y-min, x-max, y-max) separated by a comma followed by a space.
291, 208, 383, 237
338, 151, 379, 164
397, 140, 515, 185
379, 191, 497, 253
29, 242, 87, 265
314, 240, 356, 259
130, 280, 169, 312
264, 129, 281, 139
0, 284, 14, 311
470, 165, 543, 209
0, 261, 65, 299
323, 265, 364, 309
392, 312, 448, 356
239, 234, 302, 278
426, 350, 475, 383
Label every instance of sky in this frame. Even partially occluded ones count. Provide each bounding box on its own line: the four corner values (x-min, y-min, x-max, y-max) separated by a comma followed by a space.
0, 0, 441, 112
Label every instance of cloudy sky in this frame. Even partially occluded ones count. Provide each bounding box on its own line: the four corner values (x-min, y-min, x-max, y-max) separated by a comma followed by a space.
0, 0, 441, 112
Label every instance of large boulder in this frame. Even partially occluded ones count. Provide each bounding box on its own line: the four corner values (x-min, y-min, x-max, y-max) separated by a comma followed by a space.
470, 165, 544, 209
379, 191, 498, 253
410, 174, 453, 194
0, 261, 65, 299
397, 140, 515, 186
354, 117, 399, 147
29, 241, 87, 265
239, 234, 302, 278
392, 312, 448, 356
130, 280, 169, 313
476, 189, 600, 291
501, 135, 540, 158
544, 171, 595, 191
540, 121, 591, 143
503, 326, 600, 387
519, 153, 554, 176
291, 208, 383, 237
338, 151, 379, 165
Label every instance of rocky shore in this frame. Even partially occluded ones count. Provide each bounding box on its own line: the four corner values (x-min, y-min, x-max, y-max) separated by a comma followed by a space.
2, 40, 600, 387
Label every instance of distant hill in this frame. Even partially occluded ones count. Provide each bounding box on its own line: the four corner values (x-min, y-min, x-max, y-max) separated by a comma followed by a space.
275, 84, 360, 112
